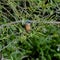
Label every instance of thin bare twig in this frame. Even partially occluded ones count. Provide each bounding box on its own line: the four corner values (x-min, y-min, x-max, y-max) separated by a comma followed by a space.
0, 20, 60, 29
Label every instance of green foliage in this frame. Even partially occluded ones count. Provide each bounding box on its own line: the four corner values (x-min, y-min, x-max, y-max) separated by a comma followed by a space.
0, 0, 60, 60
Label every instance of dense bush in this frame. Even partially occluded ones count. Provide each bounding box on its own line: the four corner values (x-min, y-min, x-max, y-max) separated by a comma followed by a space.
0, 0, 60, 60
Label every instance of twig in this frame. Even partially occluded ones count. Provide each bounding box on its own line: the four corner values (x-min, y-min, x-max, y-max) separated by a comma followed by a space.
0, 20, 60, 29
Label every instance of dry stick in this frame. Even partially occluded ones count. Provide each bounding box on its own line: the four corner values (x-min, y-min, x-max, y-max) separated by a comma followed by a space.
42, 21, 60, 24
0, 20, 23, 29
0, 20, 60, 29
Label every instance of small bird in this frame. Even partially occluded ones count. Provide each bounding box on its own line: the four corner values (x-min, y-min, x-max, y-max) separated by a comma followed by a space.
25, 20, 31, 32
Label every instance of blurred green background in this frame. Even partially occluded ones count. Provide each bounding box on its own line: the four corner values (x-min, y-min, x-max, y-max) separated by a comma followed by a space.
0, 0, 60, 60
